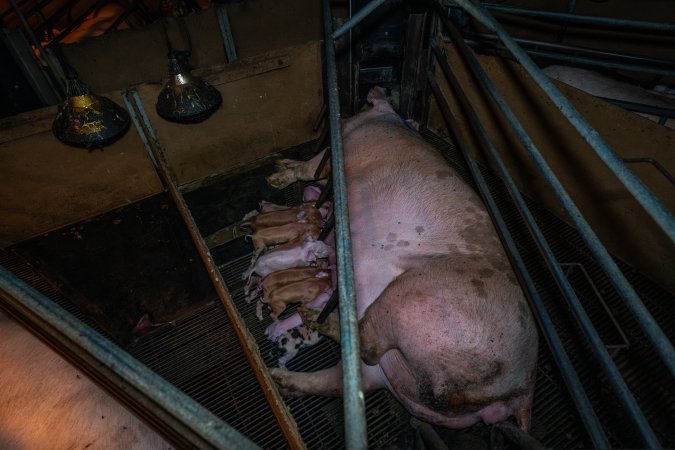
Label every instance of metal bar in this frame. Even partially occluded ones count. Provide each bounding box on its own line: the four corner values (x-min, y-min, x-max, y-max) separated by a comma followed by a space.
33, 0, 74, 37
0, 28, 60, 105
323, 0, 367, 448
124, 89, 307, 450
319, 214, 335, 241
623, 158, 675, 186
465, 31, 675, 69
332, 0, 387, 40
561, 263, 631, 354
0, 0, 28, 19
313, 103, 327, 131
517, 48, 675, 78
596, 97, 675, 120
216, 5, 237, 63
9, 0, 64, 98
314, 178, 333, 210
317, 288, 339, 324
431, 41, 659, 445
51, 0, 108, 44
427, 73, 611, 449
467, 41, 675, 76
104, 0, 140, 34
464, 37, 675, 78
480, 3, 675, 33
0, 266, 260, 450
314, 145, 332, 179
444, 1, 675, 377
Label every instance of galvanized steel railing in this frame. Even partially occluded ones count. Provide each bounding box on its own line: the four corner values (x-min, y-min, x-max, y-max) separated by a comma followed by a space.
321, 0, 674, 448
322, 0, 368, 448
447, 0, 675, 381
0, 266, 261, 450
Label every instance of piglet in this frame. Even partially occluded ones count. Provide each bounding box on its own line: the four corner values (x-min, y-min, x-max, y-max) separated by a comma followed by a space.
249, 222, 321, 253
269, 325, 321, 368
242, 238, 331, 282
263, 277, 333, 320
241, 206, 323, 231
265, 289, 333, 341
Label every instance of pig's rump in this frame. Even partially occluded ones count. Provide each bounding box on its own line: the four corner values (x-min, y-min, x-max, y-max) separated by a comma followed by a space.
359, 253, 538, 428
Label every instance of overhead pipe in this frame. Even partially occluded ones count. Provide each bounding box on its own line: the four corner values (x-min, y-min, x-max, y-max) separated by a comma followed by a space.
480, 3, 675, 33
323, 0, 368, 448
332, 0, 388, 39
427, 74, 610, 449
441, 1, 675, 378
0, 266, 260, 450
431, 38, 660, 448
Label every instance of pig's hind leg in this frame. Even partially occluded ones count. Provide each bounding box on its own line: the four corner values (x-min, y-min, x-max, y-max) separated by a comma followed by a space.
270, 361, 385, 397
267, 149, 329, 188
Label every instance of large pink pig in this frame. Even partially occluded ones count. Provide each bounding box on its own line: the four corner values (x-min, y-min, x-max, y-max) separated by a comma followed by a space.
266, 87, 538, 430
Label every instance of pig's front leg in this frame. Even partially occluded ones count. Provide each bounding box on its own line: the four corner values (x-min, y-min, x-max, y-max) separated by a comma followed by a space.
267, 148, 329, 188
270, 361, 385, 397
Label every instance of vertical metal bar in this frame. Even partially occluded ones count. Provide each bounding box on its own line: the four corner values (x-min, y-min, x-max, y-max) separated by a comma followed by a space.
0, 28, 60, 105
332, 0, 387, 39
432, 40, 661, 448
427, 74, 611, 450
124, 89, 307, 450
456, 0, 675, 244
50, 0, 108, 44
480, 3, 675, 32
0, 266, 261, 450
323, 1, 367, 448
215, 5, 237, 63
440, 3, 675, 379
9, 0, 64, 99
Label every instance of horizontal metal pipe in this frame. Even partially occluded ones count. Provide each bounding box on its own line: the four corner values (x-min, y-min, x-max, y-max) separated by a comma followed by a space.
466, 31, 675, 69
427, 73, 611, 449
445, 1, 675, 377
520, 48, 675, 78
323, 0, 367, 448
0, 265, 260, 450
332, 0, 387, 39
481, 3, 675, 33
467, 39, 675, 77
432, 39, 660, 448
597, 97, 675, 120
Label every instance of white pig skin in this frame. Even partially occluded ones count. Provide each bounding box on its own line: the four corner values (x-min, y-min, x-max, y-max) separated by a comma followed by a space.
0, 310, 170, 449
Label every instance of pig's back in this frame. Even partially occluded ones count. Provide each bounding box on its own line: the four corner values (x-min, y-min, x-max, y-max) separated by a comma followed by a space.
343, 118, 507, 311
